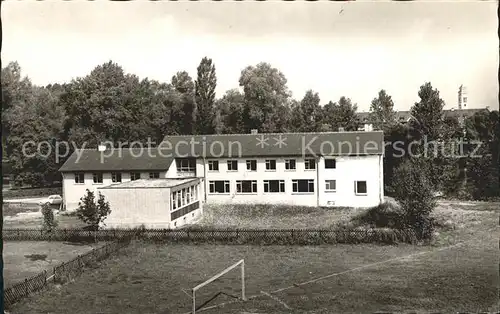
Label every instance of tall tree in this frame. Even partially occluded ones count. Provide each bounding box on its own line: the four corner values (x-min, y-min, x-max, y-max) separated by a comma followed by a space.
2, 62, 33, 157
321, 97, 359, 131
409, 82, 457, 193
172, 71, 196, 135
214, 89, 245, 134
291, 90, 322, 132
239, 62, 292, 133
194, 57, 217, 135
410, 82, 445, 141
5, 86, 66, 186
462, 110, 500, 199
369, 89, 396, 132
61, 61, 135, 146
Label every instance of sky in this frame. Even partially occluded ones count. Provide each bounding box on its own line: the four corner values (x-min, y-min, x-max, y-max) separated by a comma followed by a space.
3, 1, 498, 112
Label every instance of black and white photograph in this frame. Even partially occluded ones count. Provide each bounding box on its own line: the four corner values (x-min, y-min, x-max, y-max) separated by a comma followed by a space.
1, 1, 499, 313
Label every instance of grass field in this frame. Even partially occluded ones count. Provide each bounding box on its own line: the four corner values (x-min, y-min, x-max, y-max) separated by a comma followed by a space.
3, 203, 41, 217
3, 241, 98, 288
196, 203, 366, 229
3, 213, 85, 229
9, 234, 498, 314
5, 200, 499, 313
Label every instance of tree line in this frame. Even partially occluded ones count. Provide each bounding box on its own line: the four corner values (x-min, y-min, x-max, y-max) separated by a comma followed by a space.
2, 58, 498, 200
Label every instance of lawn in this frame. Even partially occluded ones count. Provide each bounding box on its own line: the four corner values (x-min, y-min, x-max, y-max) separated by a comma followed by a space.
9, 234, 498, 313
3, 186, 62, 200
3, 203, 41, 217
195, 203, 365, 229
195, 200, 498, 245
3, 241, 98, 288
6, 199, 499, 313
3, 213, 84, 229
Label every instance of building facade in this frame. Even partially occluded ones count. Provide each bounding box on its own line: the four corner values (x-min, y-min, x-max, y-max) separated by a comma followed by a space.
59, 131, 385, 217
98, 178, 202, 229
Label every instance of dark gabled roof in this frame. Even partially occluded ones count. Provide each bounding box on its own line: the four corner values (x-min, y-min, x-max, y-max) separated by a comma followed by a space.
161, 131, 384, 157
59, 148, 174, 172
59, 131, 384, 173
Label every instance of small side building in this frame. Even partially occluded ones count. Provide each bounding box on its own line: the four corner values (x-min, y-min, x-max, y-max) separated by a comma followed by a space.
97, 178, 202, 229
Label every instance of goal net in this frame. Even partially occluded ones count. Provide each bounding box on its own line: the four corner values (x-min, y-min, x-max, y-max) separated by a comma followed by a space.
191, 259, 246, 313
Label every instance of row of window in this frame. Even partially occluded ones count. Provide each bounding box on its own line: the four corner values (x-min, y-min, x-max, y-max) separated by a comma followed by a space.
208, 159, 336, 172
74, 172, 161, 184
171, 185, 199, 211
208, 179, 367, 194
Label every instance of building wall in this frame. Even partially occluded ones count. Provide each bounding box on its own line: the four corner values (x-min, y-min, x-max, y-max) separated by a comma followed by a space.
98, 179, 203, 229
62, 170, 168, 211
98, 187, 172, 228
199, 157, 319, 206
317, 155, 382, 207
186, 155, 383, 208
169, 179, 203, 228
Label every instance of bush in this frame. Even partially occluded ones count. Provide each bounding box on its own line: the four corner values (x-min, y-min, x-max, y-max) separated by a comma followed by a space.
392, 158, 436, 239
355, 201, 405, 229
41, 203, 58, 232
76, 189, 111, 231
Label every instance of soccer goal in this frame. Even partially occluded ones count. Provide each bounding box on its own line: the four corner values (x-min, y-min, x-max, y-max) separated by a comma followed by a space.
191, 259, 246, 314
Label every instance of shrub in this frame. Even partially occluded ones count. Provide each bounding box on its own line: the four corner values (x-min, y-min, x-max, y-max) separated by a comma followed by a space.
41, 203, 58, 232
355, 201, 405, 229
392, 158, 436, 239
76, 189, 111, 231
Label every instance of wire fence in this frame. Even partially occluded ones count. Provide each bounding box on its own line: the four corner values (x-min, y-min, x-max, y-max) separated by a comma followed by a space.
3, 227, 418, 245
3, 238, 131, 309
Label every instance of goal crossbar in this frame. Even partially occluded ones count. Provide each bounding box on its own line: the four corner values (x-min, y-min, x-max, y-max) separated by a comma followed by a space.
192, 259, 246, 313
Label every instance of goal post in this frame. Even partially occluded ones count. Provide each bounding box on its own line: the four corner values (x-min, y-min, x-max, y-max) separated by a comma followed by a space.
192, 259, 246, 314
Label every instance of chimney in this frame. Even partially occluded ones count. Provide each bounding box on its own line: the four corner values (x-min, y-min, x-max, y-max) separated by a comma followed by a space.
338, 127, 345, 132
250, 129, 258, 135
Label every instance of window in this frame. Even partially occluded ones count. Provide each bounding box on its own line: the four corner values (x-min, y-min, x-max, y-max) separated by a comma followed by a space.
304, 159, 316, 170
265, 159, 276, 171
92, 173, 103, 184
74, 173, 85, 184
209, 180, 230, 194
130, 172, 141, 181
264, 180, 285, 193
208, 160, 219, 171
325, 159, 336, 169
292, 179, 315, 193
236, 180, 257, 193
172, 191, 177, 210
182, 189, 186, 206
149, 172, 160, 179
355, 181, 367, 195
246, 160, 257, 171
111, 172, 122, 183
325, 180, 336, 191
176, 158, 196, 172
463, 97, 467, 103
285, 159, 296, 170
227, 160, 238, 171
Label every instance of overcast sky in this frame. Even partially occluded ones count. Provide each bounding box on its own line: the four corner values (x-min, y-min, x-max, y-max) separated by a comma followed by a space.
3, 1, 498, 111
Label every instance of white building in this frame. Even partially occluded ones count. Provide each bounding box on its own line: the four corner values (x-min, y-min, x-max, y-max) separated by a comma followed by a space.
59, 131, 385, 227
98, 178, 202, 229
